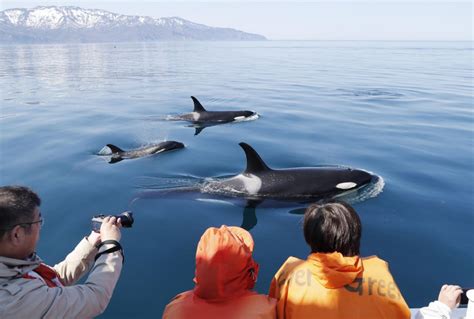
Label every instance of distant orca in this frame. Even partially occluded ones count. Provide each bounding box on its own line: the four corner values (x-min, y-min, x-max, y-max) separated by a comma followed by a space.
104, 141, 184, 164
204, 143, 374, 200
172, 96, 258, 135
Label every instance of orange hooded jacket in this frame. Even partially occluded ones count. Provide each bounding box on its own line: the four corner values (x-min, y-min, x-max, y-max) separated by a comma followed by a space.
163, 226, 276, 319
269, 252, 411, 319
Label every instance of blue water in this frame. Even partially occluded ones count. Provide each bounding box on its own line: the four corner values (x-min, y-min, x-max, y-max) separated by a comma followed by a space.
0, 41, 472, 317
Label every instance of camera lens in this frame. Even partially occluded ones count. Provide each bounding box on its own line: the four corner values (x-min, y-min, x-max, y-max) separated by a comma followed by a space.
118, 211, 134, 228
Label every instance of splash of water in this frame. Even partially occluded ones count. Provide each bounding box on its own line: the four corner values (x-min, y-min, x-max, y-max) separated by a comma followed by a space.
98, 145, 112, 155
334, 175, 385, 204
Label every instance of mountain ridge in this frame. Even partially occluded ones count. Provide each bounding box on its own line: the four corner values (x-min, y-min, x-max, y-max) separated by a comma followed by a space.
0, 6, 267, 43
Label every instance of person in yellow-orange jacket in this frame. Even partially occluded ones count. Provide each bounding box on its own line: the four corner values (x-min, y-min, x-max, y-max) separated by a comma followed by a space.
163, 225, 276, 319
269, 201, 411, 319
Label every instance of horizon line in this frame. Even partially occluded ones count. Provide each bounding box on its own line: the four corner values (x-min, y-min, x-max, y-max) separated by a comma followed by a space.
1, 40, 472, 45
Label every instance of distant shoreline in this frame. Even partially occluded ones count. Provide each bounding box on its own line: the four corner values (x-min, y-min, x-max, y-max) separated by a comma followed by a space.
1, 40, 472, 46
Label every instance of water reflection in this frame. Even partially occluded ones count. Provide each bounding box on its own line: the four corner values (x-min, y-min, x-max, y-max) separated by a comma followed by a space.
0, 42, 196, 94
240, 200, 261, 230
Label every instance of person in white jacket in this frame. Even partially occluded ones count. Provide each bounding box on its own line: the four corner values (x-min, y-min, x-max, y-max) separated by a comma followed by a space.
0, 185, 124, 318
416, 284, 464, 319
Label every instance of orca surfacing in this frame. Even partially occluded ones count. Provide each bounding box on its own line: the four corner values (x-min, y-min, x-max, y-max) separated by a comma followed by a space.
171, 96, 258, 135
203, 142, 374, 200
103, 141, 184, 164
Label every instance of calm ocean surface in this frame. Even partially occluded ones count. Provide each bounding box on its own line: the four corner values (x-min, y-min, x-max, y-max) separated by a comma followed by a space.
0, 41, 472, 316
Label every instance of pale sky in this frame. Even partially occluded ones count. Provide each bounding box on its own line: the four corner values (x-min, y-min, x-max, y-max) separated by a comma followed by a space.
1, 1, 472, 41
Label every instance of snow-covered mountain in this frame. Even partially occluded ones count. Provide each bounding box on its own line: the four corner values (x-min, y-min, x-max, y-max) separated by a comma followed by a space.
0, 6, 266, 43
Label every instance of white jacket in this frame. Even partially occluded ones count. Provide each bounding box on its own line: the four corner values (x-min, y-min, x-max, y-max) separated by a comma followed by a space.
415, 301, 452, 319
0, 238, 123, 318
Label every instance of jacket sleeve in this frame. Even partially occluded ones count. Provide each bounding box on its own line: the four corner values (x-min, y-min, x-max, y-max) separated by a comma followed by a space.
415, 301, 452, 319
2, 249, 123, 319
268, 277, 279, 299
268, 257, 295, 300
53, 237, 97, 286
269, 270, 289, 319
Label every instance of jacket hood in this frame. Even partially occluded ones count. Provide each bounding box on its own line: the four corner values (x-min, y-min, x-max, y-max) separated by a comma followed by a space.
193, 225, 259, 302
307, 252, 363, 288
0, 254, 42, 283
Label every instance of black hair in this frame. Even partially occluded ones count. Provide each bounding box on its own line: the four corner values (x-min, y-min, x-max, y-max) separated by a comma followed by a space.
303, 201, 361, 257
0, 186, 41, 238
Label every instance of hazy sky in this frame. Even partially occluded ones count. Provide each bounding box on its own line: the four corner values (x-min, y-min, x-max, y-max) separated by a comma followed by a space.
1, 1, 472, 40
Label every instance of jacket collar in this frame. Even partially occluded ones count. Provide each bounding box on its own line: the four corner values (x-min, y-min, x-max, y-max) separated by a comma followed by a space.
0, 254, 42, 283
307, 252, 363, 288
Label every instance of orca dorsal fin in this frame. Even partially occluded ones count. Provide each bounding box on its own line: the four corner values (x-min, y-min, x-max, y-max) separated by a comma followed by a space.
239, 142, 271, 174
191, 96, 207, 113
106, 144, 124, 154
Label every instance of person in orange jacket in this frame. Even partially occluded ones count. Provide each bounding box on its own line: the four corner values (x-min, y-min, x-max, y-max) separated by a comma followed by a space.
163, 225, 276, 319
269, 201, 411, 319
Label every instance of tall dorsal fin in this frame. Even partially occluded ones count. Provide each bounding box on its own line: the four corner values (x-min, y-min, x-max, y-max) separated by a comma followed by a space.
106, 144, 124, 154
191, 96, 207, 113
239, 142, 271, 174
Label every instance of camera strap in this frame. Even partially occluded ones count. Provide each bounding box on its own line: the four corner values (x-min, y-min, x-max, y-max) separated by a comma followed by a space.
95, 240, 124, 264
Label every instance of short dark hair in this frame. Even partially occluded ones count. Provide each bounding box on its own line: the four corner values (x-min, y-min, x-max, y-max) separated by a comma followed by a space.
0, 186, 41, 238
303, 201, 361, 256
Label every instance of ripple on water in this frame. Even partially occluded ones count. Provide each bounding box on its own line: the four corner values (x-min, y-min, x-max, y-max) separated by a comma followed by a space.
0, 114, 20, 120
337, 88, 404, 98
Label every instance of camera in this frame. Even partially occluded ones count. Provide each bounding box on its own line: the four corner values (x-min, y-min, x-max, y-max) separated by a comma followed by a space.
91, 211, 134, 232
461, 288, 472, 305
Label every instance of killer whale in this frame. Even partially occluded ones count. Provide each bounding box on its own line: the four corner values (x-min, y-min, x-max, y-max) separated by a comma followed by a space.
103, 141, 184, 164
203, 142, 374, 200
171, 96, 258, 135
133, 142, 380, 230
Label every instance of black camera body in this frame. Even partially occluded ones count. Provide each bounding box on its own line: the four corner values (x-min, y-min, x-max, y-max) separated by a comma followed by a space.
460, 288, 471, 305
91, 211, 134, 232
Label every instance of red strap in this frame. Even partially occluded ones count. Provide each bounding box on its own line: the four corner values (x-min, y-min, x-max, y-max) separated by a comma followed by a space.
23, 263, 62, 288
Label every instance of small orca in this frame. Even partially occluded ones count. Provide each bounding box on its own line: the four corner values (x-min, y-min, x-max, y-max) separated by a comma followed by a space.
172, 96, 258, 135
104, 141, 184, 164
204, 142, 374, 200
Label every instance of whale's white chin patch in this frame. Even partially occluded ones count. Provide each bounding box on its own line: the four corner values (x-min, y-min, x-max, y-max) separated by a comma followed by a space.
336, 182, 357, 190
233, 113, 259, 122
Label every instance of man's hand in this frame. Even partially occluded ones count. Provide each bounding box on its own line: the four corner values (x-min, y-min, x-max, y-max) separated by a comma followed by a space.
438, 284, 462, 309
87, 231, 101, 247
100, 216, 122, 242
